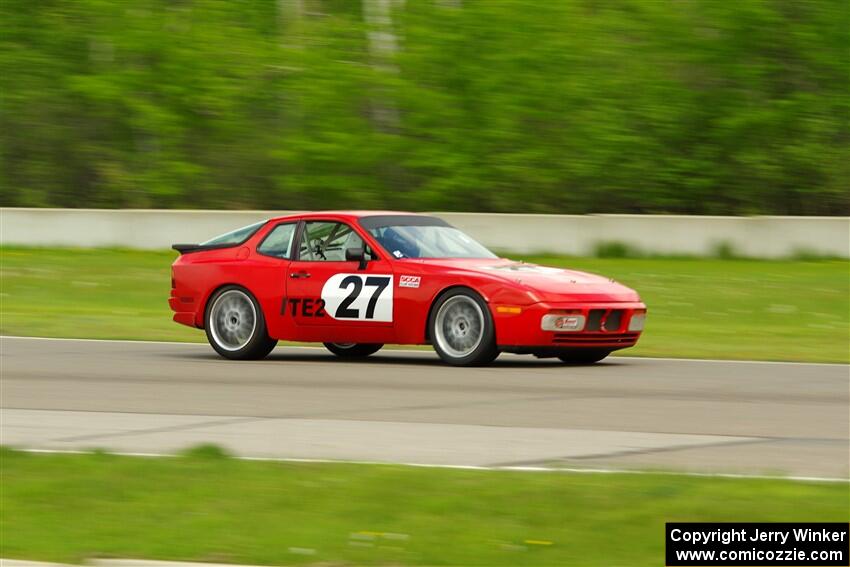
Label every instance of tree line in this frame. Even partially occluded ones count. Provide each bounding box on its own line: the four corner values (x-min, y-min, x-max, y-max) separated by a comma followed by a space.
1, 0, 847, 215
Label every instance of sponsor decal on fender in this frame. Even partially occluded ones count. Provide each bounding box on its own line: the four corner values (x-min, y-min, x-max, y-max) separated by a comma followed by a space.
399, 275, 421, 288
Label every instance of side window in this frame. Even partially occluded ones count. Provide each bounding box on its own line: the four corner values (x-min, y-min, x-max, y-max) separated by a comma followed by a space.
298, 221, 366, 262
257, 223, 296, 259
201, 221, 265, 246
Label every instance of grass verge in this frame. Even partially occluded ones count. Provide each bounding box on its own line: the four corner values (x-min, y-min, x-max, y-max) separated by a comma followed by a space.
1, 247, 847, 362
1, 448, 848, 566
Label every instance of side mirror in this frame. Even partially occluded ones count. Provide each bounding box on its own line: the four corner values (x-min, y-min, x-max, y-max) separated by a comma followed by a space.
345, 246, 368, 270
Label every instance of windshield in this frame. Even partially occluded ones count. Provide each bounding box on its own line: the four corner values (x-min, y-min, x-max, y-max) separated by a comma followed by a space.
368, 225, 497, 259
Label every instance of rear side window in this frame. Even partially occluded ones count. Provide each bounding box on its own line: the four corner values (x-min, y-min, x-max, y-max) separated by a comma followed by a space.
201, 221, 265, 246
257, 223, 297, 259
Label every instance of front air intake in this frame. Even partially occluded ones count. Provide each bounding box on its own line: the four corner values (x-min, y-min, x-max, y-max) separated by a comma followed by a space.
603, 309, 623, 331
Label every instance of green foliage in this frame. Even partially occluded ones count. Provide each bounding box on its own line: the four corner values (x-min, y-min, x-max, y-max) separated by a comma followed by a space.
179, 443, 232, 460
711, 241, 740, 260
593, 241, 643, 258
1, 0, 848, 213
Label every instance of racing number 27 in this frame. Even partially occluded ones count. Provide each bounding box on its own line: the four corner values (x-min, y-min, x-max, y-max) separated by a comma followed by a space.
336, 275, 390, 319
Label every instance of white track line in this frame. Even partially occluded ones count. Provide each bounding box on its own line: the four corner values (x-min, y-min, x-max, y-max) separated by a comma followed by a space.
18, 448, 849, 484
2, 335, 846, 365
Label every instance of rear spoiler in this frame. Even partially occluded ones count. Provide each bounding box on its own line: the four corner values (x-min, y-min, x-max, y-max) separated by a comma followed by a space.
172, 242, 251, 255
172, 243, 202, 254
173, 241, 247, 254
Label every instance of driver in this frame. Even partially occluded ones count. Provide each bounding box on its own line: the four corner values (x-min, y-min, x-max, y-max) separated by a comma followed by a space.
376, 227, 420, 258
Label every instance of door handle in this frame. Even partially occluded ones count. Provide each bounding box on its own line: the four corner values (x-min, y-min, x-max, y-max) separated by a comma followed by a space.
290, 271, 311, 279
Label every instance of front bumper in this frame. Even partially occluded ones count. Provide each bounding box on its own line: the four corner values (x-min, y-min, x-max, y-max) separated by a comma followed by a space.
493, 301, 646, 350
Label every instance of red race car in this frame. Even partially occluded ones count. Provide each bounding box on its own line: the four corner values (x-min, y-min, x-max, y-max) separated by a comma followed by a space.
170, 211, 646, 366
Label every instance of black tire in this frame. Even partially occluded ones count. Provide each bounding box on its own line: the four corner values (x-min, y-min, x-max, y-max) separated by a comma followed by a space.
557, 349, 611, 365
323, 342, 383, 358
428, 288, 498, 366
204, 285, 277, 360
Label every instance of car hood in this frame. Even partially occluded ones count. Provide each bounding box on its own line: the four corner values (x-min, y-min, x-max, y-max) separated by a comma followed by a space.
411, 258, 641, 303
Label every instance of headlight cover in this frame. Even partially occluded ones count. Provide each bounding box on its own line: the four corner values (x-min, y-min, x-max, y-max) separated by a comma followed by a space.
628, 311, 646, 331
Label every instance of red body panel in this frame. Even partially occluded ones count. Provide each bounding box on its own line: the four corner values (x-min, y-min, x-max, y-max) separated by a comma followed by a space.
170, 211, 646, 352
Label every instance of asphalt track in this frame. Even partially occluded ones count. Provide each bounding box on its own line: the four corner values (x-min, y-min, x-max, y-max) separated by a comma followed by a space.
1, 336, 848, 479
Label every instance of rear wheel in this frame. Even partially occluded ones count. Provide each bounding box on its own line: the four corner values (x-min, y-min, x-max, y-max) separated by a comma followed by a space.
429, 288, 498, 366
557, 349, 611, 365
323, 343, 383, 358
205, 286, 277, 360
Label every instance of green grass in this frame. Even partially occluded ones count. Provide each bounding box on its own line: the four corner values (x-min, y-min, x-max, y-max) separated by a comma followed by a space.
1, 448, 847, 566
1, 247, 848, 362
1, 247, 198, 343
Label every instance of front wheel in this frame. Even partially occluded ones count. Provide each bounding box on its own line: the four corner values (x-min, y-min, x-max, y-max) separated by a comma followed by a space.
323, 343, 383, 358
558, 349, 611, 365
205, 285, 277, 360
429, 288, 498, 366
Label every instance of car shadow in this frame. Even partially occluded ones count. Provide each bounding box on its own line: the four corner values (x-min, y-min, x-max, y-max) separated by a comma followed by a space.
174, 349, 625, 369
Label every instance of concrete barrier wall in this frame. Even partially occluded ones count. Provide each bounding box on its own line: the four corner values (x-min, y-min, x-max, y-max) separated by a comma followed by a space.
2, 208, 848, 258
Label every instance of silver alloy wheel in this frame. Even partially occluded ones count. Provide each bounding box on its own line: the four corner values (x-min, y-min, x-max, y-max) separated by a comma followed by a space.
332, 343, 356, 348
434, 295, 485, 359
209, 289, 257, 351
